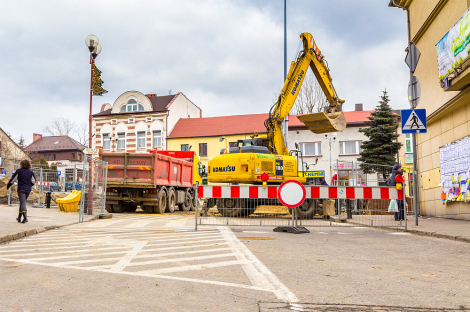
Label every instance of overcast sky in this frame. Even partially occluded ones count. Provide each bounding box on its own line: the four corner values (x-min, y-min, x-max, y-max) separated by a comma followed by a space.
0, 0, 409, 144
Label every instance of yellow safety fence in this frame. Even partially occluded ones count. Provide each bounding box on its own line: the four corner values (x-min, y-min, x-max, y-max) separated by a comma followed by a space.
56, 191, 81, 212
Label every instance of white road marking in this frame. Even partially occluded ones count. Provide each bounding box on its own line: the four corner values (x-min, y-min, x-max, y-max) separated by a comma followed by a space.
389, 232, 410, 235
0, 217, 302, 310
218, 226, 302, 311
242, 231, 269, 234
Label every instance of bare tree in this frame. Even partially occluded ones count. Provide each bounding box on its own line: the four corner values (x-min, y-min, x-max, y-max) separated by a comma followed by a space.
42, 118, 76, 137
292, 73, 328, 115
75, 123, 88, 146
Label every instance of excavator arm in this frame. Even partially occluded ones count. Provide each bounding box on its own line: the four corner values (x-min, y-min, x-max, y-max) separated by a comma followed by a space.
266, 32, 346, 156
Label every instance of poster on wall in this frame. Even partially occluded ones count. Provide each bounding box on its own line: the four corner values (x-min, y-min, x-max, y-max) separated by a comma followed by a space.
440, 136, 470, 203
436, 7, 470, 80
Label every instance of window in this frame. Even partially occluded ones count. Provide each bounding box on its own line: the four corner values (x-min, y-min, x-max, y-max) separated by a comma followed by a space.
137, 132, 145, 149
153, 130, 161, 148
300, 142, 321, 156
340, 141, 362, 155
78, 154, 80, 161
120, 99, 145, 112
199, 143, 207, 157
103, 134, 111, 150
405, 134, 413, 153
53, 154, 56, 161
229, 142, 238, 148
117, 133, 126, 150
181, 144, 189, 151
72, 153, 76, 160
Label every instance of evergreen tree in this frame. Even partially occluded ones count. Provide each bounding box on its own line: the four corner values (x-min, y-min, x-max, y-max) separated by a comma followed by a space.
358, 89, 402, 174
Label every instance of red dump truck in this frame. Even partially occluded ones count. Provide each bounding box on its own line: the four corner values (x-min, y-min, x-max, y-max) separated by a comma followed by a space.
102, 151, 201, 214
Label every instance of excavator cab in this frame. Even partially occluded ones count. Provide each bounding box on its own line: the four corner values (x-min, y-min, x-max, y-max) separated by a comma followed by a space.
297, 110, 346, 134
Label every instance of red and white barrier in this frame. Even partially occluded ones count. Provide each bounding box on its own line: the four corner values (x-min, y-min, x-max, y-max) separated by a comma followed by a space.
36, 182, 50, 186
198, 185, 403, 200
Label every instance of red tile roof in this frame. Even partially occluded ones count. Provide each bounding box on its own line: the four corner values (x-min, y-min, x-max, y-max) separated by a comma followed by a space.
93, 94, 178, 117
168, 110, 374, 139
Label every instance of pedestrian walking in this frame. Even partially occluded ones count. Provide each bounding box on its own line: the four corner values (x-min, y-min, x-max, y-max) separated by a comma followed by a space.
6, 160, 37, 223
390, 163, 405, 221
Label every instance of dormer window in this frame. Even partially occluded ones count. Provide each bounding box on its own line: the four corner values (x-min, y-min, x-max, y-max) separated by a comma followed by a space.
54, 141, 60, 145
120, 99, 144, 112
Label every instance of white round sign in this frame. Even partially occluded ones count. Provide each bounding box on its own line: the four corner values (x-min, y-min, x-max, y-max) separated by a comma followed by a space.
278, 180, 306, 208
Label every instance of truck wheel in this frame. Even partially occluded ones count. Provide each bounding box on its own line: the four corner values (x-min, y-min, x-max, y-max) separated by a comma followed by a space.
155, 188, 167, 214
166, 188, 176, 213
179, 189, 192, 212
105, 204, 114, 213
293, 199, 315, 219
113, 202, 124, 213
218, 199, 244, 217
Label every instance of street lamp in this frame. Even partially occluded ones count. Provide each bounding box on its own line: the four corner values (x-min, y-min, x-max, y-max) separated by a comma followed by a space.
325, 133, 337, 184
85, 34, 102, 215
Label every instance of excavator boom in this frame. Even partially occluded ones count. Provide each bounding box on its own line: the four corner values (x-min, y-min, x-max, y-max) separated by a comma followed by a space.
267, 32, 346, 155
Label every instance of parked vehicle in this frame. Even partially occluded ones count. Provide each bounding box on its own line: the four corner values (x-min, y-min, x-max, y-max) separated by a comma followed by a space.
65, 181, 82, 191
43, 182, 62, 192
102, 151, 201, 214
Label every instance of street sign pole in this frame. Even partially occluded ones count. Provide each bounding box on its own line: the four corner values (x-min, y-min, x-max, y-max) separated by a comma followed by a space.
407, 42, 420, 226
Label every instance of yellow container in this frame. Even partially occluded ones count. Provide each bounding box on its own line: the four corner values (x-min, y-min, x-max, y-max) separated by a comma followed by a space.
56, 191, 81, 212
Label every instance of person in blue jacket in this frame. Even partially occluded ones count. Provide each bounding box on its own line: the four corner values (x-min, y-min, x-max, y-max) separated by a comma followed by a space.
7, 160, 36, 223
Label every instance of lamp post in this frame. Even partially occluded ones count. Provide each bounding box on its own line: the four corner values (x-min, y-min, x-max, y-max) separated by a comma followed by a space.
325, 133, 336, 184
85, 35, 102, 215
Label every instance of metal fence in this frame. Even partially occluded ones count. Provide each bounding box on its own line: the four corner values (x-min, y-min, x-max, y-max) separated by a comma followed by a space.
195, 184, 407, 230
78, 155, 108, 222
7, 164, 64, 208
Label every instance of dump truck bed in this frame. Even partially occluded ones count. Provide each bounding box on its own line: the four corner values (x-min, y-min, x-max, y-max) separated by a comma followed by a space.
102, 151, 195, 189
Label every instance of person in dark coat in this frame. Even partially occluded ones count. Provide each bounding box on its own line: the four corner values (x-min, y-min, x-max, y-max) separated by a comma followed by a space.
7, 160, 36, 223
390, 163, 405, 221
320, 178, 328, 186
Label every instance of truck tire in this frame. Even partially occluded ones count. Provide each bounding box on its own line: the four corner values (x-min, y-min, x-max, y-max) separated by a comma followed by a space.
155, 188, 167, 214
166, 188, 176, 213
292, 199, 315, 219
218, 198, 244, 217
113, 202, 124, 213
179, 189, 192, 212
105, 204, 114, 213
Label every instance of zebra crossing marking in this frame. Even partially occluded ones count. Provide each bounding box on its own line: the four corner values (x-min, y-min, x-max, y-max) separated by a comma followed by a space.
0, 217, 302, 311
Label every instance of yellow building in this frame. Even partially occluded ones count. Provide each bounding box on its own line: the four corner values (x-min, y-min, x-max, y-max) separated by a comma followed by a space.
167, 113, 269, 168
391, 0, 470, 219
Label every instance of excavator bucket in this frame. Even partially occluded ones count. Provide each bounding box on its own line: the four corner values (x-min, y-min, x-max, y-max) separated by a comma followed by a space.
297, 111, 346, 134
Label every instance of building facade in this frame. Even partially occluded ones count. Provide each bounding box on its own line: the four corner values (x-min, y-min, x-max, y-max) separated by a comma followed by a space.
391, 0, 470, 219
92, 91, 201, 153
0, 127, 31, 175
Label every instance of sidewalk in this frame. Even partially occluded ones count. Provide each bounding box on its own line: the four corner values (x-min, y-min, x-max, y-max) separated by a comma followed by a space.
396, 215, 470, 243
0, 205, 98, 243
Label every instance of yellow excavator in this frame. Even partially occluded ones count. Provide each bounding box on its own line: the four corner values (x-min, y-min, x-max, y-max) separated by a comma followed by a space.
207, 32, 345, 187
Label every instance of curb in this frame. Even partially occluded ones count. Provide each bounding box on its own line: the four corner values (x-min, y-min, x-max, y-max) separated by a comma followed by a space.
381, 226, 470, 244
0, 215, 99, 244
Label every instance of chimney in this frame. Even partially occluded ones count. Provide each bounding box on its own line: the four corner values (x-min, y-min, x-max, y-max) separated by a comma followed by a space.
355, 103, 363, 111
33, 133, 42, 142
146, 94, 157, 97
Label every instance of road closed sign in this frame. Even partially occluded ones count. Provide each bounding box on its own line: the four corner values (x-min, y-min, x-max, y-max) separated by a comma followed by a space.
278, 180, 306, 208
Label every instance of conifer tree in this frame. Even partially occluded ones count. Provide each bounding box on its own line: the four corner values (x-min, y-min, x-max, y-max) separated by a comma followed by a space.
358, 89, 402, 174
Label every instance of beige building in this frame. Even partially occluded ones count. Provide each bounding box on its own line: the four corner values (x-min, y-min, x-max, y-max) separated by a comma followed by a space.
0, 127, 31, 174
391, 0, 470, 219
92, 91, 201, 153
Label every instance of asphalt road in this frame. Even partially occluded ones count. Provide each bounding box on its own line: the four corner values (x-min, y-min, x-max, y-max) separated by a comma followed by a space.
0, 214, 468, 311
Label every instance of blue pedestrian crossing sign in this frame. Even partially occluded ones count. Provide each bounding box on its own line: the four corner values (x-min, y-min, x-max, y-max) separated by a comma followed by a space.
401, 109, 427, 133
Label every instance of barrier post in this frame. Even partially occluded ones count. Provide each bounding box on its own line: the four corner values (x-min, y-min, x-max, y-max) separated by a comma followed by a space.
195, 182, 199, 231
7, 164, 12, 206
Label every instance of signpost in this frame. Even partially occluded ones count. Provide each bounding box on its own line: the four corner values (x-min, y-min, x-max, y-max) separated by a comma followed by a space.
274, 180, 309, 234
83, 148, 99, 156
404, 42, 422, 226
